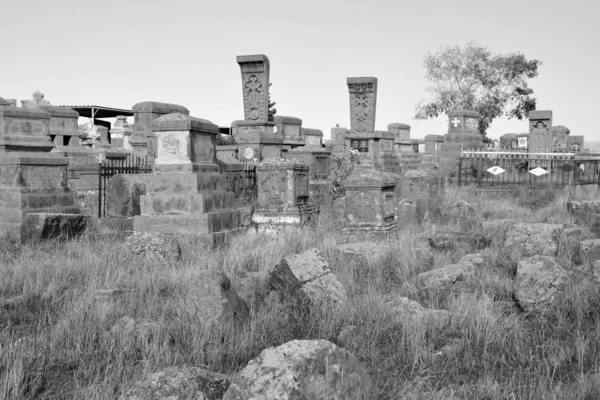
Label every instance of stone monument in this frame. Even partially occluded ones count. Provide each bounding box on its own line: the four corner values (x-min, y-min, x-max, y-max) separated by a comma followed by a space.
252, 157, 317, 231
528, 110, 552, 152
233, 54, 282, 162
438, 109, 485, 176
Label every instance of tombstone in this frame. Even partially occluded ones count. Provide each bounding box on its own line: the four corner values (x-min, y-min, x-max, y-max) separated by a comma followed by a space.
424, 135, 444, 154
0, 102, 80, 240
527, 110, 552, 153
233, 54, 282, 161
388, 123, 410, 141
132, 101, 190, 159
110, 115, 133, 149
438, 109, 485, 176
303, 128, 323, 147
550, 126, 570, 151
252, 158, 317, 231
395, 168, 445, 227
343, 168, 396, 236
568, 135, 585, 153
20, 91, 51, 108
325, 125, 349, 154
132, 113, 242, 246
287, 144, 332, 207
348, 77, 377, 134
273, 115, 303, 147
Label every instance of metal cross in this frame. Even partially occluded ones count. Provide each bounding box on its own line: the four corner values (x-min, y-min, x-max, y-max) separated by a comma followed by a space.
452, 117, 461, 128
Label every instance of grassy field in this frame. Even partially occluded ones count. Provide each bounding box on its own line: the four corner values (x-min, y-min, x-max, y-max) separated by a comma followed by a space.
2, 185, 600, 399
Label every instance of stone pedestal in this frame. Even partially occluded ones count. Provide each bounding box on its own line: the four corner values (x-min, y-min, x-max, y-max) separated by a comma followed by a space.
38, 105, 80, 148
233, 120, 283, 162
0, 107, 53, 152
252, 158, 317, 231
132, 101, 190, 159
388, 123, 410, 141
303, 128, 323, 147
131, 113, 242, 245
273, 115, 304, 148
110, 115, 133, 149
394, 168, 444, 226
342, 168, 396, 236
287, 146, 332, 207
439, 109, 485, 176
0, 153, 79, 240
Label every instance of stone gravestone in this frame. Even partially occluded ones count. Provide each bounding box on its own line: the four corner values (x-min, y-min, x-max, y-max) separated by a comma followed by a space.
550, 126, 570, 151
110, 115, 133, 149
343, 168, 397, 236
528, 110, 552, 153
287, 141, 332, 207
132, 113, 243, 246
568, 135, 584, 153
233, 54, 282, 162
0, 101, 81, 241
132, 101, 190, 159
438, 109, 485, 176
252, 158, 317, 232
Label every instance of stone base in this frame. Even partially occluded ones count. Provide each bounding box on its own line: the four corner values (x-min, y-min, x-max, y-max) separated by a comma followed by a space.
21, 213, 90, 244
140, 192, 234, 216
343, 220, 397, 237
133, 209, 241, 236
252, 205, 318, 229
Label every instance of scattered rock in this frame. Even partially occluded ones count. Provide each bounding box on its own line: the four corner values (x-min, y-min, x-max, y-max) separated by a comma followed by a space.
223, 340, 376, 399
505, 223, 563, 257
406, 253, 484, 291
121, 366, 230, 400
450, 200, 474, 213
581, 239, 600, 264
21, 213, 90, 244
385, 296, 450, 327
268, 248, 348, 305
515, 255, 589, 313
482, 219, 518, 242
125, 233, 181, 264
567, 200, 600, 235
428, 231, 490, 251
334, 242, 394, 264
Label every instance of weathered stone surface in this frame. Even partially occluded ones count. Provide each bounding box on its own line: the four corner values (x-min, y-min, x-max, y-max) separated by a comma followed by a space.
505, 223, 563, 257
21, 213, 89, 244
223, 339, 376, 399
568, 200, 600, 234
125, 233, 181, 263
121, 366, 230, 400
428, 231, 490, 251
385, 296, 450, 327
482, 219, 518, 241
413, 253, 483, 289
106, 174, 150, 217
334, 241, 393, 264
184, 270, 250, 332
580, 239, 600, 264
515, 255, 587, 313
268, 248, 347, 304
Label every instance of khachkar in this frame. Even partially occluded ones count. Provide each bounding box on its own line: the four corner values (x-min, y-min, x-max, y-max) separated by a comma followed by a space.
344, 77, 402, 173
132, 113, 243, 246
233, 54, 282, 162
0, 97, 80, 241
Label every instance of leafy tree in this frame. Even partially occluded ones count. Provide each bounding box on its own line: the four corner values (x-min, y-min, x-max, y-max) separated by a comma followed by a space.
414, 41, 541, 139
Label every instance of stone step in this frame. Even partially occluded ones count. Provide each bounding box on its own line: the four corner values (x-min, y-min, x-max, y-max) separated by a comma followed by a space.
146, 173, 198, 195
133, 209, 241, 235
140, 192, 235, 216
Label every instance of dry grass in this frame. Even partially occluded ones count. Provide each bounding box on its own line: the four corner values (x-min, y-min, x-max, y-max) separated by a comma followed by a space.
2, 184, 600, 399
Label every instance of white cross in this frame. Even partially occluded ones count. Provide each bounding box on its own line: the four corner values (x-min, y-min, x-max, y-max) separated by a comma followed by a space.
452, 117, 461, 128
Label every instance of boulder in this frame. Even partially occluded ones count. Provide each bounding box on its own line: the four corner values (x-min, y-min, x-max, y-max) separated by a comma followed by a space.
567, 200, 600, 235
428, 231, 490, 251
223, 340, 376, 399
121, 366, 230, 400
413, 253, 483, 289
385, 297, 450, 327
268, 248, 347, 305
515, 255, 589, 313
21, 213, 89, 244
505, 223, 563, 257
106, 174, 149, 217
125, 233, 181, 264
482, 219, 518, 242
580, 239, 600, 264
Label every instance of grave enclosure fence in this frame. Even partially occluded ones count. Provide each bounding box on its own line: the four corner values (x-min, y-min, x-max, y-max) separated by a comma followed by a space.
458, 151, 600, 189
98, 154, 153, 218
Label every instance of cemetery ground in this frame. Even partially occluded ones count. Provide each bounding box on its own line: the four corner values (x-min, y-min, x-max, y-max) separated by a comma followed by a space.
2, 186, 600, 399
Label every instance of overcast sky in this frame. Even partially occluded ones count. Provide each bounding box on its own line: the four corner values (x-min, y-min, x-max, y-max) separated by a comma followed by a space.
1, 0, 597, 141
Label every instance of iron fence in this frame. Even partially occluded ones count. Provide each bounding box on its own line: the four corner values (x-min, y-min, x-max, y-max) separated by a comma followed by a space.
98, 154, 152, 218
458, 150, 600, 188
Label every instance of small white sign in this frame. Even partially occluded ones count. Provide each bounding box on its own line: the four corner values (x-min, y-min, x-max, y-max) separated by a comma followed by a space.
487, 166, 505, 175
529, 167, 549, 177
518, 137, 528, 149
